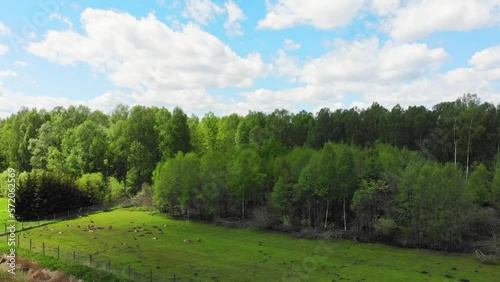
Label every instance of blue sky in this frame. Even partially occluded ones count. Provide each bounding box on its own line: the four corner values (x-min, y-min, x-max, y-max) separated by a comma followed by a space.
0, 0, 499, 117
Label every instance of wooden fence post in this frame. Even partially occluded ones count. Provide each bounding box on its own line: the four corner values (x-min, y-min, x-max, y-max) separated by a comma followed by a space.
17, 233, 20, 248
73, 251, 76, 262
57, 246, 60, 259
128, 265, 131, 280
30, 238, 32, 250
43, 242, 45, 255
89, 254, 92, 265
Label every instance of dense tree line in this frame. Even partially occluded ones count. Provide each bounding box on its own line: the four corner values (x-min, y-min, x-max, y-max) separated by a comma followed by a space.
1, 93, 499, 251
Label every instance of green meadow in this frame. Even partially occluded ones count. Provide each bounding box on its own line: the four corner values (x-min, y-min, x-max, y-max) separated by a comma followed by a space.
1, 204, 497, 282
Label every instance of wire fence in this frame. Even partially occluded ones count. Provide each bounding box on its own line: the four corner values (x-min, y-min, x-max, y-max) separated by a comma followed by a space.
13, 234, 182, 282
1, 204, 185, 281
0, 204, 113, 236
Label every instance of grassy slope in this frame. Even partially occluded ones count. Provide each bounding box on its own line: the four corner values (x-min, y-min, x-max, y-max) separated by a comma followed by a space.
6, 207, 497, 282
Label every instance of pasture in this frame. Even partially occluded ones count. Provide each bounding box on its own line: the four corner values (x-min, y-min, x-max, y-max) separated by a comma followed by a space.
6, 207, 498, 281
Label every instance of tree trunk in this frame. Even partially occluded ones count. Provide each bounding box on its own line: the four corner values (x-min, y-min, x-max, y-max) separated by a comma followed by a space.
308, 198, 311, 227
453, 118, 458, 166
496, 136, 500, 172
241, 192, 245, 221
466, 118, 474, 180
324, 201, 329, 229
343, 198, 347, 231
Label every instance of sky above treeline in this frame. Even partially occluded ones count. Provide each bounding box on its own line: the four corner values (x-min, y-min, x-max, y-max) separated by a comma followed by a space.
0, 0, 499, 118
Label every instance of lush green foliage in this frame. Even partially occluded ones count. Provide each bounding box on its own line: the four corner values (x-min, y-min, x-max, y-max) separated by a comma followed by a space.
1, 94, 500, 251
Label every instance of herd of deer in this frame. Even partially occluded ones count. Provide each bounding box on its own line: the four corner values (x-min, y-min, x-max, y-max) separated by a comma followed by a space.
41, 217, 202, 245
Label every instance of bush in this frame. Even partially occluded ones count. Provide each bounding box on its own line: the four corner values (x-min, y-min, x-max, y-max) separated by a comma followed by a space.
475, 249, 498, 265
108, 176, 126, 202
251, 206, 278, 230
375, 217, 399, 240
131, 183, 153, 207
76, 173, 109, 204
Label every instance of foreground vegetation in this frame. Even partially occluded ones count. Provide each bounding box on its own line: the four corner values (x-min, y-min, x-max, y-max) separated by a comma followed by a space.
0, 246, 125, 282
2, 208, 497, 281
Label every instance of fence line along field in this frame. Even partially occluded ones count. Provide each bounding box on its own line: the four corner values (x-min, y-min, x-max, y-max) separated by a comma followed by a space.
2, 205, 498, 282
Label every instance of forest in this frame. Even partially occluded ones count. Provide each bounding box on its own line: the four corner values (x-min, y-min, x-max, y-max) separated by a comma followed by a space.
1, 93, 499, 253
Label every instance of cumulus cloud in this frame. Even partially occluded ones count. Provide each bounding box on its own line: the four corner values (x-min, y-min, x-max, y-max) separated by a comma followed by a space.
27, 9, 267, 89
183, 0, 224, 25
236, 85, 342, 114
302, 37, 449, 85
245, 37, 500, 112
469, 44, 500, 71
26, 8, 268, 114
380, 0, 500, 42
272, 49, 302, 82
370, 0, 400, 16
258, 0, 364, 29
0, 81, 84, 118
224, 1, 246, 36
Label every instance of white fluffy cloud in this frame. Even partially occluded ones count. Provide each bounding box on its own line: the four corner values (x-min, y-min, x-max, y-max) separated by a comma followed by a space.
236, 85, 342, 113
370, 0, 400, 16
251, 38, 500, 112
0, 44, 9, 55
27, 8, 267, 112
469, 44, 500, 71
183, 0, 224, 25
258, 0, 364, 29
272, 49, 301, 82
0, 81, 83, 118
380, 0, 500, 42
302, 37, 449, 85
224, 1, 246, 36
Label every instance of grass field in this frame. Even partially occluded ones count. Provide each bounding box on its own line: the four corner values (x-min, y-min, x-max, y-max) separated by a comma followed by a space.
0, 207, 495, 282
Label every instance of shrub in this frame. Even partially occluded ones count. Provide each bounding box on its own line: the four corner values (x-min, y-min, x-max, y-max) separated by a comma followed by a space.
131, 183, 153, 207
76, 173, 109, 204
251, 206, 278, 230
375, 217, 399, 239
